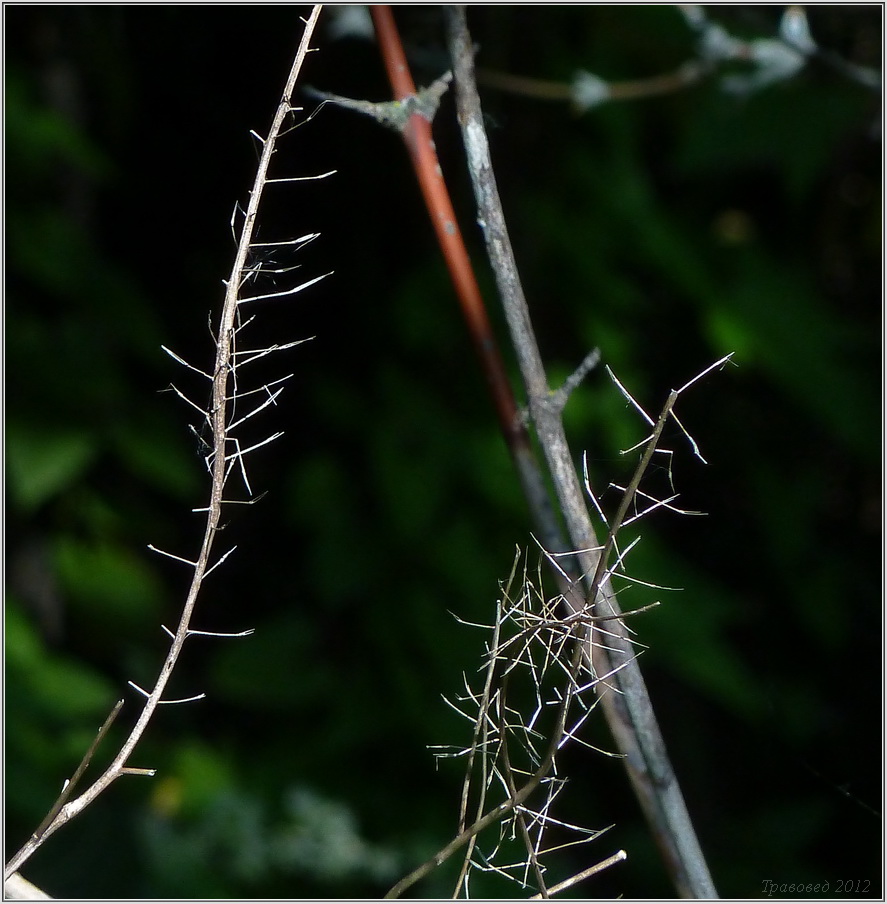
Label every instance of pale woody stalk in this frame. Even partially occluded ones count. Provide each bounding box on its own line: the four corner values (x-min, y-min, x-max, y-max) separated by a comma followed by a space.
5, 6, 324, 887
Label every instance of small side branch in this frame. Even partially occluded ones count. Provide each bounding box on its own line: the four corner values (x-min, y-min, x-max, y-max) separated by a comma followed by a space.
528, 850, 627, 899
548, 348, 601, 415
30, 699, 124, 842
305, 73, 453, 132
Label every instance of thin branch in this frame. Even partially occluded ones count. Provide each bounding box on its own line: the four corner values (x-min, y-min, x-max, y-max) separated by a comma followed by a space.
230, 338, 313, 370
126, 681, 205, 705
445, 8, 718, 898
528, 850, 627, 899
385, 638, 585, 898
226, 387, 285, 432
204, 545, 238, 577
4, 6, 324, 881
223, 431, 284, 461
146, 544, 198, 568
161, 623, 255, 639
248, 232, 320, 247
478, 60, 707, 111
29, 699, 124, 841
265, 171, 336, 183
5, 872, 53, 900
605, 365, 655, 426
160, 345, 212, 379
166, 383, 211, 418
549, 347, 601, 414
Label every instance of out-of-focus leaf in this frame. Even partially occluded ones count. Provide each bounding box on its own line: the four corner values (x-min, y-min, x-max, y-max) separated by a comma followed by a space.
53, 536, 164, 628
210, 610, 333, 711
271, 785, 401, 883
6, 423, 97, 513
673, 78, 873, 201
110, 418, 201, 501
5, 68, 109, 189
622, 538, 763, 723
148, 741, 236, 820
5, 600, 116, 815
712, 255, 876, 461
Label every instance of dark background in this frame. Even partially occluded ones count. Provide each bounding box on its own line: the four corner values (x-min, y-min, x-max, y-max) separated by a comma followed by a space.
5, 5, 882, 899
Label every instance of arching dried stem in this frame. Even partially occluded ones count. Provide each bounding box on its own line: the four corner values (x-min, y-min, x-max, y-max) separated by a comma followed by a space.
4, 6, 324, 884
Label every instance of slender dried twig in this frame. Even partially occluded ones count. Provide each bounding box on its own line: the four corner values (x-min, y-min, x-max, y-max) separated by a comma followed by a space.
451, 554, 518, 895
528, 849, 628, 899
478, 60, 707, 110
450, 368, 715, 894
385, 636, 586, 899
4, 7, 324, 883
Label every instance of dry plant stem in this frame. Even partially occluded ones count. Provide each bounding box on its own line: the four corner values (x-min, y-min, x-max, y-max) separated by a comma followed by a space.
446, 7, 717, 899
452, 557, 513, 893
369, 8, 513, 434
395, 411, 674, 898
3, 6, 323, 882
369, 6, 565, 559
478, 64, 705, 103
385, 639, 586, 899
528, 850, 628, 899
28, 699, 126, 842
5, 872, 52, 900
499, 699, 550, 898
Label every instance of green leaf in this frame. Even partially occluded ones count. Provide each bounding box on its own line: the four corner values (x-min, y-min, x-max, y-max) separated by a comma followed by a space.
54, 536, 164, 628
5, 600, 114, 724
6, 423, 97, 513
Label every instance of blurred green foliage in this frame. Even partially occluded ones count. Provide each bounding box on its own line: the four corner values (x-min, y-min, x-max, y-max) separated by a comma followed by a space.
6, 6, 880, 899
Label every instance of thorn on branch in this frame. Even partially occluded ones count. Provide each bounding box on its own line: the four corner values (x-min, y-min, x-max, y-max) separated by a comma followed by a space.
146, 545, 197, 568
226, 387, 285, 432
161, 346, 212, 379
161, 623, 255, 639
605, 365, 654, 426
236, 271, 331, 305
528, 849, 627, 898
223, 432, 284, 462
127, 681, 206, 705
190, 489, 268, 512
265, 170, 336, 184
203, 545, 238, 577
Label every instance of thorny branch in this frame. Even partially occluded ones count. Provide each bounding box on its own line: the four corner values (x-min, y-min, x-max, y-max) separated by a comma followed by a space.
445, 7, 719, 898
391, 366, 721, 897
359, 6, 725, 897
4, 6, 324, 884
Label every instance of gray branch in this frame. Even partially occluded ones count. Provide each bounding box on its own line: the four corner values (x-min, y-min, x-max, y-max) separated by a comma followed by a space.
445, 7, 718, 898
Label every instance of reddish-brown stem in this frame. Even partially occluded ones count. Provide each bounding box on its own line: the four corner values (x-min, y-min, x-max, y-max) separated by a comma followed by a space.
370, 6, 568, 560
370, 6, 521, 449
